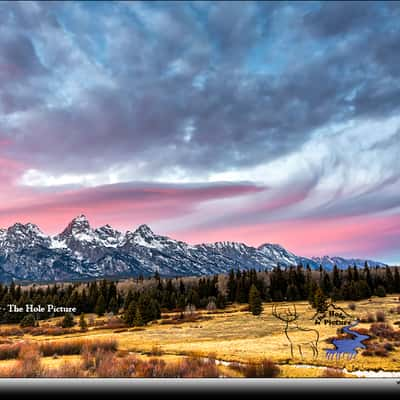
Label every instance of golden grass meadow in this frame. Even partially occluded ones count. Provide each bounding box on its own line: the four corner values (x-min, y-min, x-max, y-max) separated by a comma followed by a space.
0, 295, 399, 378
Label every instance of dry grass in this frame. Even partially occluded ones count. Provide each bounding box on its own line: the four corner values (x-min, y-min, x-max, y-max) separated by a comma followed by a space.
0, 338, 117, 361
39, 338, 117, 357
229, 359, 280, 378
322, 368, 346, 378
0, 295, 400, 377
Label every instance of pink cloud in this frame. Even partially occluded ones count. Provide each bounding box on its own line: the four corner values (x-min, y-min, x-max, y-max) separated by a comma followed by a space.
0, 145, 398, 263
0, 181, 264, 234
173, 214, 400, 260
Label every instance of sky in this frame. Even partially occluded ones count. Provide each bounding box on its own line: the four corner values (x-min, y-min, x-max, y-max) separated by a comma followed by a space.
0, 1, 399, 264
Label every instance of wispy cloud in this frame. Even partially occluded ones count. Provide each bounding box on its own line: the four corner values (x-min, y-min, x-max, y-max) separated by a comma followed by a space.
0, 1, 399, 262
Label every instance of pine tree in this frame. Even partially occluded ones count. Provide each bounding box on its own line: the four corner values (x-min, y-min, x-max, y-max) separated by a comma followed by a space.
108, 297, 119, 315
95, 294, 106, 316
227, 269, 236, 303
80, 289, 89, 313
375, 285, 386, 297
249, 284, 263, 316
385, 267, 394, 293
149, 299, 161, 320
330, 287, 343, 302
308, 280, 318, 304
216, 293, 226, 309
79, 313, 88, 331
321, 272, 332, 295
353, 265, 359, 282
394, 268, 400, 293
20, 314, 36, 328
236, 278, 248, 303
365, 263, 374, 291
312, 287, 329, 313
333, 265, 341, 288
124, 289, 134, 310
62, 313, 75, 328
357, 280, 371, 299
285, 284, 300, 301
133, 306, 144, 326
124, 301, 136, 326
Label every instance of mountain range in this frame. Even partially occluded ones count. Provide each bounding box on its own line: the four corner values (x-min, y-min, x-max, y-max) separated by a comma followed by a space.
0, 215, 387, 283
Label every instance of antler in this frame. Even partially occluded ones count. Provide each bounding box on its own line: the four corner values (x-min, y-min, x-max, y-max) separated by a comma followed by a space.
272, 304, 298, 323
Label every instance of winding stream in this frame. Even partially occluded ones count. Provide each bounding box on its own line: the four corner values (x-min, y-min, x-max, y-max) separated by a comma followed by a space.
325, 321, 371, 360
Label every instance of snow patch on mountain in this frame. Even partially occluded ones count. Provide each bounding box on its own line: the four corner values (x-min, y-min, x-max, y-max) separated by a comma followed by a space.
0, 215, 388, 282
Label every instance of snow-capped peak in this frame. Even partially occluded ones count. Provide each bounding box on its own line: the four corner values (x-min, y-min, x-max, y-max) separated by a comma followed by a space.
122, 224, 174, 251
94, 224, 123, 247
59, 215, 91, 235
7, 222, 48, 239
95, 224, 121, 237
70, 214, 90, 230
134, 224, 154, 237
1, 222, 50, 251
54, 214, 96, 245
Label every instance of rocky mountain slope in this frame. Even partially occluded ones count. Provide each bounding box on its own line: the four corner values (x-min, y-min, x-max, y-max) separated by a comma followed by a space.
0, 215, 387, 282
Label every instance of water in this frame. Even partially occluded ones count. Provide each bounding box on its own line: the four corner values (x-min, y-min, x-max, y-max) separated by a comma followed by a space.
325, 321, 370, 360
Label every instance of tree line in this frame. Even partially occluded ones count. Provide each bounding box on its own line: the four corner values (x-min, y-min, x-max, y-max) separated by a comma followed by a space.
0, 263, 398, 325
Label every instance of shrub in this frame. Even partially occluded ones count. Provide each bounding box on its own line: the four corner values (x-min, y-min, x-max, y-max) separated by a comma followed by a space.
383, 342, 394, 351
0, 328, 24, 337
61, 313, 75, 328
95, 350, 129, 378
322, 368, 345, 378
45, 361, 85, 378
39, 338, 117, 357
79, 314, 88, 331
360, 313, 375, 323
361, 350, 374, 357
376, 311, 386, 322
233, 359, 280, 378
0, 343, 21, 360
363, 343, 390, 357
374, 347, 389, 357
369, 323, 400, 340
20, 314, 37, 328
81, 344, 95, 370
11, 343, 43, 378
367, 313, 375, 323
135, 358, 167, 378
117, 356, 220, 378
348, 303, 356, 311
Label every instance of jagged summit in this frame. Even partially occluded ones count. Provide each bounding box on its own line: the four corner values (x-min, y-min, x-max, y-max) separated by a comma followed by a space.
73, 214, 89, 222
95, 224, 121, 236
133, 224, 154, 237
67, 214, 91, 229
55, 215, 93, 243
8, 222, 44, 233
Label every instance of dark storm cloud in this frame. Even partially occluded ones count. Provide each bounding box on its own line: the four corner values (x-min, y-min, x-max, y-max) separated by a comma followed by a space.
0, 1, 399, 180
302, 1, 377, 37
0, 28, 49, 114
